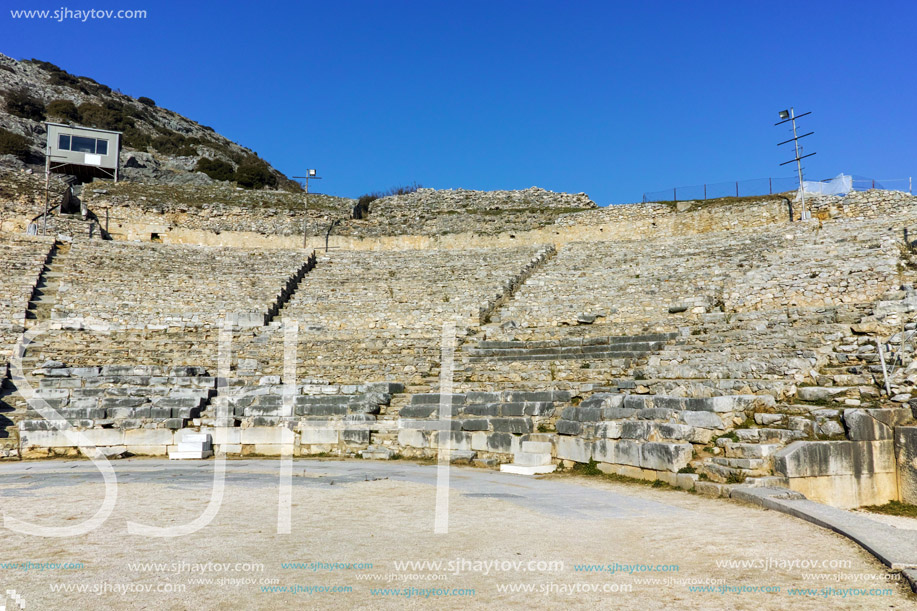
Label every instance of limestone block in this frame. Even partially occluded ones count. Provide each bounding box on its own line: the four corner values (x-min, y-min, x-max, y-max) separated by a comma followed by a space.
679, 411, 724, 429
555, 420, 582, 436
593, 439, 616, 463
640, 442, 692, 472
555, 437, 593, 463
299, 428, 339, 445
611, 439, 642, 467
241, 427, 289, 445
123, 428, 174, 446
398, 429, 430, 448
896, 427, 917, 504
775, 440, 896, 478
843, 409, 892, 441
210, 427, 242, 445
491, 418, 533, 434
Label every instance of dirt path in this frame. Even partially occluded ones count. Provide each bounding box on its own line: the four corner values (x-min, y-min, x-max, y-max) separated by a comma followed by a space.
0, 459, 911, 610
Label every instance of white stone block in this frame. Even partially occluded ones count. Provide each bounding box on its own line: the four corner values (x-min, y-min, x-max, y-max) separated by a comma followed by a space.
555, 437, 593, 463
521, 441, 552, 454
299, 428, 339, 445
500, 464, 556, 475
240, 427, 287, 445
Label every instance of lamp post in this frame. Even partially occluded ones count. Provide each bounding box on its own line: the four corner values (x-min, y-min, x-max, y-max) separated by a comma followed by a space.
293, 169, 321, 248
776, 108, 816, 221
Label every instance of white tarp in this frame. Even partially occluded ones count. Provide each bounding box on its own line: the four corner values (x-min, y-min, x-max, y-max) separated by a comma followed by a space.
801, 173, 852, 196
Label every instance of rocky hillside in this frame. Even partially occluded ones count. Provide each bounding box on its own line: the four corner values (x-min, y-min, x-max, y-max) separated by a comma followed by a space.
0, 53, 295, 190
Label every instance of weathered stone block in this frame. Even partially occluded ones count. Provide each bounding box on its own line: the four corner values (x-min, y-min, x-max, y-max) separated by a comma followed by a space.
500, 402, 526, 417
843, 409, 892, 441
679, 411, 724, 429
602, 407, 636, 420
399, 405, 438, 419
555, 420, 582, 436
775, 440, 896, 477
461, 419, 490, 431
612, 439, 641, 467
640, 442, 692, 472
895, 427, 917, 504
463, 403, 500, 417
556, 437, 592, 463
523, 402, 555, 417
491, 418, 532, 434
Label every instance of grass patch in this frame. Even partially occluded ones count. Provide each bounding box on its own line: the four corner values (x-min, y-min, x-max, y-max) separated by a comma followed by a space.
725, 471, 747, 485
654, 193, 792, 210
712, 431, 739, 444
860, 501, 917, 518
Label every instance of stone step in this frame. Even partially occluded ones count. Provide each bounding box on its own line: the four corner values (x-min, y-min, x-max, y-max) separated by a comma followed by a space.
168, 449, 213, 460
466, 350, 653, 363
476, 333, 677, 350
721, 442, 783, 459
513, 451, 553, 467
499, 463, 556, 475
734, 428, 805, 444
521, 440, 552, 454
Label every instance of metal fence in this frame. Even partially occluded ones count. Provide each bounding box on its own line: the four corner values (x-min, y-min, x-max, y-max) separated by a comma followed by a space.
642, 175, 913, 203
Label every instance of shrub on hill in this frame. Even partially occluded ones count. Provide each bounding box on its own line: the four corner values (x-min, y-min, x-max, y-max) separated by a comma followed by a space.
46, 99, 79, 121
138, 96, 156, 107
151, 131, 198, 156
77, 100, 136, 131
235, 157, 277, 189
48, 71, 80, 87
195, 157, 235, 182
122, 126, 152, 150
0, 127, 31, 160
4, 88, 46, 120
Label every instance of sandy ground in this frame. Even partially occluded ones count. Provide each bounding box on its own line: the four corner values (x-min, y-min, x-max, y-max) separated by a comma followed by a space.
0, 458, 913, 610
854, 511, 917, 531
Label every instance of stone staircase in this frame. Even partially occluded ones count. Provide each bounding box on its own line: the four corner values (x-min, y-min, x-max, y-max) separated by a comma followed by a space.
500, 440, 556, 475
169, 431, 213, 460
24, 241, 70, 327
465, 332, 676, 362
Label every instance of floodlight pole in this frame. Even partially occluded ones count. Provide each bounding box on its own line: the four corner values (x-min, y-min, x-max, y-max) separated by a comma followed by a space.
293, 171, 322, 249
776, 108, 816, 221
789, 109, 807, 221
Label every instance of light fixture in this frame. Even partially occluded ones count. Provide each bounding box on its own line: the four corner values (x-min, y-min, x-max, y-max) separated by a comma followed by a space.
778, 110, 789, 119
308, 169, 317, 177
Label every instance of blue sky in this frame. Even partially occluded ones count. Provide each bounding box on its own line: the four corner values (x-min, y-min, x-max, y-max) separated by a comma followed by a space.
4, 0, 915, 204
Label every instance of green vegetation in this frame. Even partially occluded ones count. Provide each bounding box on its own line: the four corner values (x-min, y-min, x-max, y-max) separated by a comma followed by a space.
860, 501, 917, 518
235, 157, 277, 189
572, 459, 603, 476
195, 158, 235, 182
4, 88, 45, 120
27, 59, 112, 96
46, 99, 79, 121
712, 431, 739, 444
0, 127, 31, 160
77, 100, 136, 131
138, 96, 156, 107
122, 126, 151, 150
725, 471, 747, 484
655, 194, 791, 210
150, 131, 198, 156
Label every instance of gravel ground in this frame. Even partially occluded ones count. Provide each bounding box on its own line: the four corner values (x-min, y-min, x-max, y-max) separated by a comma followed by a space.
0, 458, 912, 610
